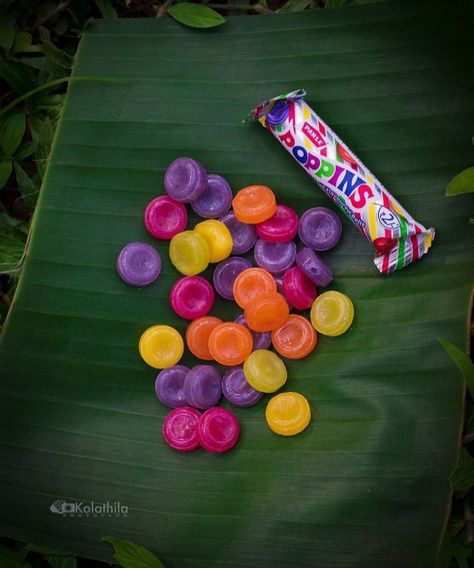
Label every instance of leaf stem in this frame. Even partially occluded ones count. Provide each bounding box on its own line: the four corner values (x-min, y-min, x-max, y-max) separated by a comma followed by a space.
156, 0, 175, 18
0, 78, 70, 119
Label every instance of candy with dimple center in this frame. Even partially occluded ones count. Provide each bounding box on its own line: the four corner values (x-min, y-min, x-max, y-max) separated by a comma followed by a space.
222, 366, 263, 408
243, 349, 287, 393
310, 290, 354, 337
208, 322, 253, 366
191, 174, 232, 218
117, 242, 161, 287
295, 247, 333, 288
170, 276, 214, 320
272, 314, 317, 359
139, 325, 183, 369
244, 292, 289, 332
197, 407, 240, 453
234, 314, 272, 350
144, 196, 187, 240
155, 365, 189, 408
232, 185, 277, 224
298, 207, 342, 251
194, 219, 233, 263
162, 406, 201, 451
213, 257, 252, 301
164, 157, 207, 202
282, 266, 317, 311
255, 204, 298, 243
184, 365, 222, 409
254, 238, 296, 274
220, 211, 257, 254
233, 267, 276, 309
186, 316, 223, 361
169, 230, 210, 275
265, 392, 311, 436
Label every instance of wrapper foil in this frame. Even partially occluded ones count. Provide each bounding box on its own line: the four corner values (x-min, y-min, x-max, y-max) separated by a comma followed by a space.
249, 89, 435, 274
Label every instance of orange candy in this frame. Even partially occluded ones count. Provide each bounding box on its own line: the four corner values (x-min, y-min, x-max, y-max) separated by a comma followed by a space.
232, 185, 277, 224
208, 322, 253, 366
272, 314, 317, 359
186, 316, 223, 361
244, 292, 290, 332
233, 267, 277, 309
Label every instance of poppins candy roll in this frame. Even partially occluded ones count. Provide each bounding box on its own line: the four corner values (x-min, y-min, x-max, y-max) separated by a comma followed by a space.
249, 89, 435, 274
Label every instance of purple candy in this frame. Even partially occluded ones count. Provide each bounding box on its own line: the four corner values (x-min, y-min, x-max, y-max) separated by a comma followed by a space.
222, 366, 263, 408
184, 365, 222, 409
220, 211, 257, 254
298, 207, 342, 251
254, 239, 296, 274
155, 365, 189, 408
116, 242, 161, 287
235, 314, 272, 350
266, 100, 290, 126
164, 157, 207, 203
213, 256, 252, 300
296, 247, 333, 287
191, 174, 232, 218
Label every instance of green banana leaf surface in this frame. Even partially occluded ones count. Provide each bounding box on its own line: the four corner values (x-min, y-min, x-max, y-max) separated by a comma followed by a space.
1, 1, 473, 566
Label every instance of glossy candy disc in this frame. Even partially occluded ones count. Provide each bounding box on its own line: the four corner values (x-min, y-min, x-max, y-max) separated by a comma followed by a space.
310, 291, 354, 336
164, 157, 207, 202
162, 406, 201, 451
265, 392, 311, 436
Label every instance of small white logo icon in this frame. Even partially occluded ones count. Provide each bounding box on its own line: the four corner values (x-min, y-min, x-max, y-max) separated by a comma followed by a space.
49, 499, 128, 517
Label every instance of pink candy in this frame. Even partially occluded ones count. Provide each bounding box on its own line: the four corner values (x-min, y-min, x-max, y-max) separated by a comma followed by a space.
170, 276, 215, 320
144, 195, 187, 240
282, 266, 317, 310
255, 204, 298, 243
162, 406, 201, 452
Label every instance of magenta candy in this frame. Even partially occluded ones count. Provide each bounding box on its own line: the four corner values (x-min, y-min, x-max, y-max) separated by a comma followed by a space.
254, 239, 296, 274
164, 157, 207, 202
295, 247, 333, 287
162, 406, 201, 452
222, 366, 263, 408
144, 196, 187, 240
255, 204, 298, 243
298, 207, 342, 251
184, 365, 222, 409
282, 266, 317, 310
213, 256, 252, 300
170, 276, 214, 320
155, 365, 189, 408
116, 242, 161, 287
274, 275, 293, 310
235, 314, 272, 350
191, 174, 233, 218
197, 407, 240, 453
220, 211, 257, 254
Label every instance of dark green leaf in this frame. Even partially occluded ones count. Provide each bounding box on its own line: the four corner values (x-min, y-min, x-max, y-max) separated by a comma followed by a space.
0, 233, 24, 274
0, 112, 26, 156
438, 338, 474, 397
0, 53, 35, 93
13, 31, 40, 53
0, 161, 12, 190
325, 0, 350, 6
40, 40, 72, 68
446, 166, 474, 196
25, 544, 71, 556
44, 555, 77, 568
0, 8, 16, 51
94, 0, 118, 18
451, 448, 474, 492
102, 537, 166, 568
13, 161, 38, 210
0, 543, 23, 568
14, 141, 37, 161
167, 3, 225, 28
278, 0, 312, 13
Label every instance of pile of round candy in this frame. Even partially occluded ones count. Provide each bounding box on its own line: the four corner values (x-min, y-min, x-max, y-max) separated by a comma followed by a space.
116, 157, 355, 454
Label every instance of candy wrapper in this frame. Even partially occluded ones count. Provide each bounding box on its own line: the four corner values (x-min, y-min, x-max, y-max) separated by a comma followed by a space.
249, 89, 435, 274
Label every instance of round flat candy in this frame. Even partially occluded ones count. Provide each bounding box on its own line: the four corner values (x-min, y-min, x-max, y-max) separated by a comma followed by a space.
169, 230, 210, 275
244, 292, 289, 332
243, 349, 287, 393
164, 157, 207, 202
144, 196, 187, 240
272, 314, 317, 359
170, 276, 214, 320
197, 407, 240, 453
298, 207, 342, 251
234, 314, 272, 350
254, 239, 296, 274
191, 174, 232, 218
265, 392, 311, 436
155, 365, 189, 408
266, 100, 290, 126
208, 322, 253, 366
220, 211, 257, 254
186, 316, 223, 361
213, 257, 252, 300
232, 185, 277, 224
162, 406, 201, 451
116, 242, 161, 286
255, 204, 298, 243
184, 365, 222, 409
295, 247, 333, 288
222, 366, 263, 408
194, 219, 233, 263
310, 291, 354, 337
233, 267, 277, 309
282, 266, 317, 311
139, 325, 184, 369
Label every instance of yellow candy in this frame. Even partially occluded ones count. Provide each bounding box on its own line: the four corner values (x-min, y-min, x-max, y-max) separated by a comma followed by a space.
265, 392, 311, 436
194, 219, 233, 263
243, 349, 287, 393
310, 291, 354, 337
169, 230, 209, 275
139, 325, 184, 369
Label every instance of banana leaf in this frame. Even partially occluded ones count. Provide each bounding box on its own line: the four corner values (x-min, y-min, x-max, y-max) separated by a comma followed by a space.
1, 1, 473, 566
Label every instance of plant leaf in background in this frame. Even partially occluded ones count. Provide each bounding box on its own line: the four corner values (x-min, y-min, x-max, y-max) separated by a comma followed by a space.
446, 166, 474, 196
94, 0, 118, 19
0, 113, 26, 157
0, 161, 13, 190
167, 3, 226, 28
438, 338, 474, 398
278, 0, 313, 14
0, 3, 473, 567
102, 537, 166, 568
450, 448, 474, 492
0, 234, 24, 274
